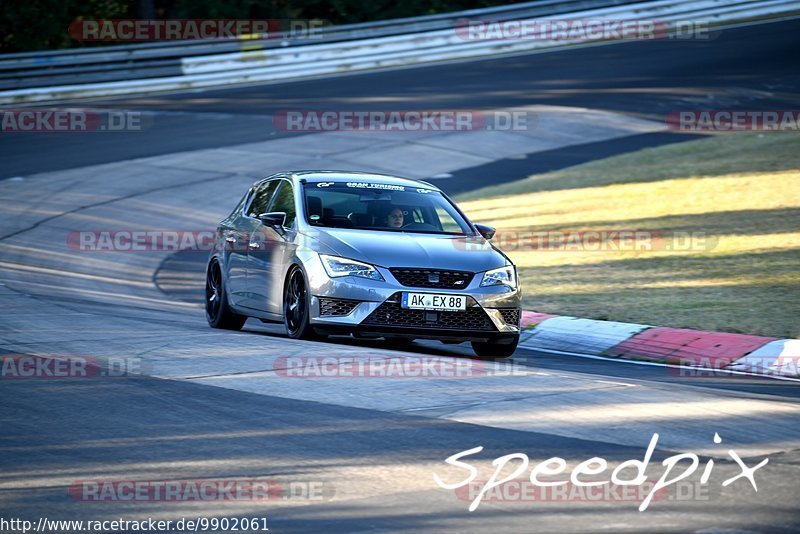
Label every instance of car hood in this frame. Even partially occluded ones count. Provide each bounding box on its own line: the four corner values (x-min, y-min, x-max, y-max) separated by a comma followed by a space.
307, 228, 508, 272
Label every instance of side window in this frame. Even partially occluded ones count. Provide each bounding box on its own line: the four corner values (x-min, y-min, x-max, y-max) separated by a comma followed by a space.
434, 205, 462, 233
270, 181, 297, 228
230, 188, 253, 218
247, 180, 279, 218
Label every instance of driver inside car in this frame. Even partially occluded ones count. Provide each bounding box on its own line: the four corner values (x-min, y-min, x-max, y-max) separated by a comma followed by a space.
384, 206, 405, 228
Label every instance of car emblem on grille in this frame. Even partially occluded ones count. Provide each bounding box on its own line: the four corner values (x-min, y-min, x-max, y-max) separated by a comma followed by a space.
428, 273, 440, 283
453, 280, 465, 286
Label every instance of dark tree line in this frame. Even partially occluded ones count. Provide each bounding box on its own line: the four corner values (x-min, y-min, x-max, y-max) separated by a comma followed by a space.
1, 0, 514, 52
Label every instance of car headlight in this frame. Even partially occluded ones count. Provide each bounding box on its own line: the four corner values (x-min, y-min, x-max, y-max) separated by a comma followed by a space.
481, 265, 517, 289
320, 254, 384, 281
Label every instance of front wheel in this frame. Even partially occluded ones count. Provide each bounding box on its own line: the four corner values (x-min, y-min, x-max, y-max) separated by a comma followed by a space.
284, 266, 316, 340
205, 259, 246, 330
471, 337, 518, 359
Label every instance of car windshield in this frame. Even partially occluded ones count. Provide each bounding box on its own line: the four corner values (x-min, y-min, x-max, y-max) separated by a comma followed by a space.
303, 181, 472, 235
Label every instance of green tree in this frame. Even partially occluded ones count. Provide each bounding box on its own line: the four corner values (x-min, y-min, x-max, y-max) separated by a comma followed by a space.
0, 0, 510, 52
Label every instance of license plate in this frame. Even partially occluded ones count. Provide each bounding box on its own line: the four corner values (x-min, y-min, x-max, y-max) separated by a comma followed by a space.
401, 292, 466, 312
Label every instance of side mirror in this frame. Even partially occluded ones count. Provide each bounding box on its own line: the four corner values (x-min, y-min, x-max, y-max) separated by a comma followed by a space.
475, 223, 496, 240
259, 212, 287, 228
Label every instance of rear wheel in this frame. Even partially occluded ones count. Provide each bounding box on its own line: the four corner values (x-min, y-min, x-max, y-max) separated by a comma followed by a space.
284, 266, 315, 340
471, 337, 518, 359
205, 259, 246, 330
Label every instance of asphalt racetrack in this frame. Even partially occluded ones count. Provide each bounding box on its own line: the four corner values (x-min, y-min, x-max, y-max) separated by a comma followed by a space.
1, 18, 800, 533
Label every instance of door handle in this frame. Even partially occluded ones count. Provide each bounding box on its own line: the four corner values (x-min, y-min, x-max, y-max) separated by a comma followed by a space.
225, 236, 236, 244
248, 242, 260, 250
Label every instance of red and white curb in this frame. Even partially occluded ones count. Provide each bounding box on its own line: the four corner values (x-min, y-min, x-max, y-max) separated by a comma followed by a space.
519, 311, 799, 378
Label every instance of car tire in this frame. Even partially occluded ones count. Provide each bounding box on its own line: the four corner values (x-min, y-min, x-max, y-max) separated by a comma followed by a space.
284, 266, 316, 340
205, 259, 247, 330
471, 337, 518, 359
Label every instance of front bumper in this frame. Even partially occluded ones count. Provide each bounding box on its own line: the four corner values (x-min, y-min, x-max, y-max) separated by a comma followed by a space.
305, 260, 521, 341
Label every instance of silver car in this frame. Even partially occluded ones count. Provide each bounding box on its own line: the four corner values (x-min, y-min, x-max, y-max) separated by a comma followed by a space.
205, 171, 521, 358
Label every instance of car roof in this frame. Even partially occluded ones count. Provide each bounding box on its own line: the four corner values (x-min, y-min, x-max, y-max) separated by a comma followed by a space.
257, 170, 440, 191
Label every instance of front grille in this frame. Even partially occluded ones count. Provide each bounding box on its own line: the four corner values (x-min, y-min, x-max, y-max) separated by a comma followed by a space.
319, 297, 360, 317
362, 295, 495, 331
498, 308, 521, 326
390, 268, 473, 289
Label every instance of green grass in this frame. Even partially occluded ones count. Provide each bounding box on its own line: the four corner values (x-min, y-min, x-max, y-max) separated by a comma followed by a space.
458, 132, 800, 199
456, 132, 800, 338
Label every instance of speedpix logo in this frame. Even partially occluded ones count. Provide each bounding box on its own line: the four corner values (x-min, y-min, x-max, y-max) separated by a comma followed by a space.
434, 433, 768, 512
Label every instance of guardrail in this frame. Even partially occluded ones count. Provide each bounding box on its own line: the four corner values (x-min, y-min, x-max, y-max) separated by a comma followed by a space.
0, 0, 645, 90
0, 0, 798, 104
